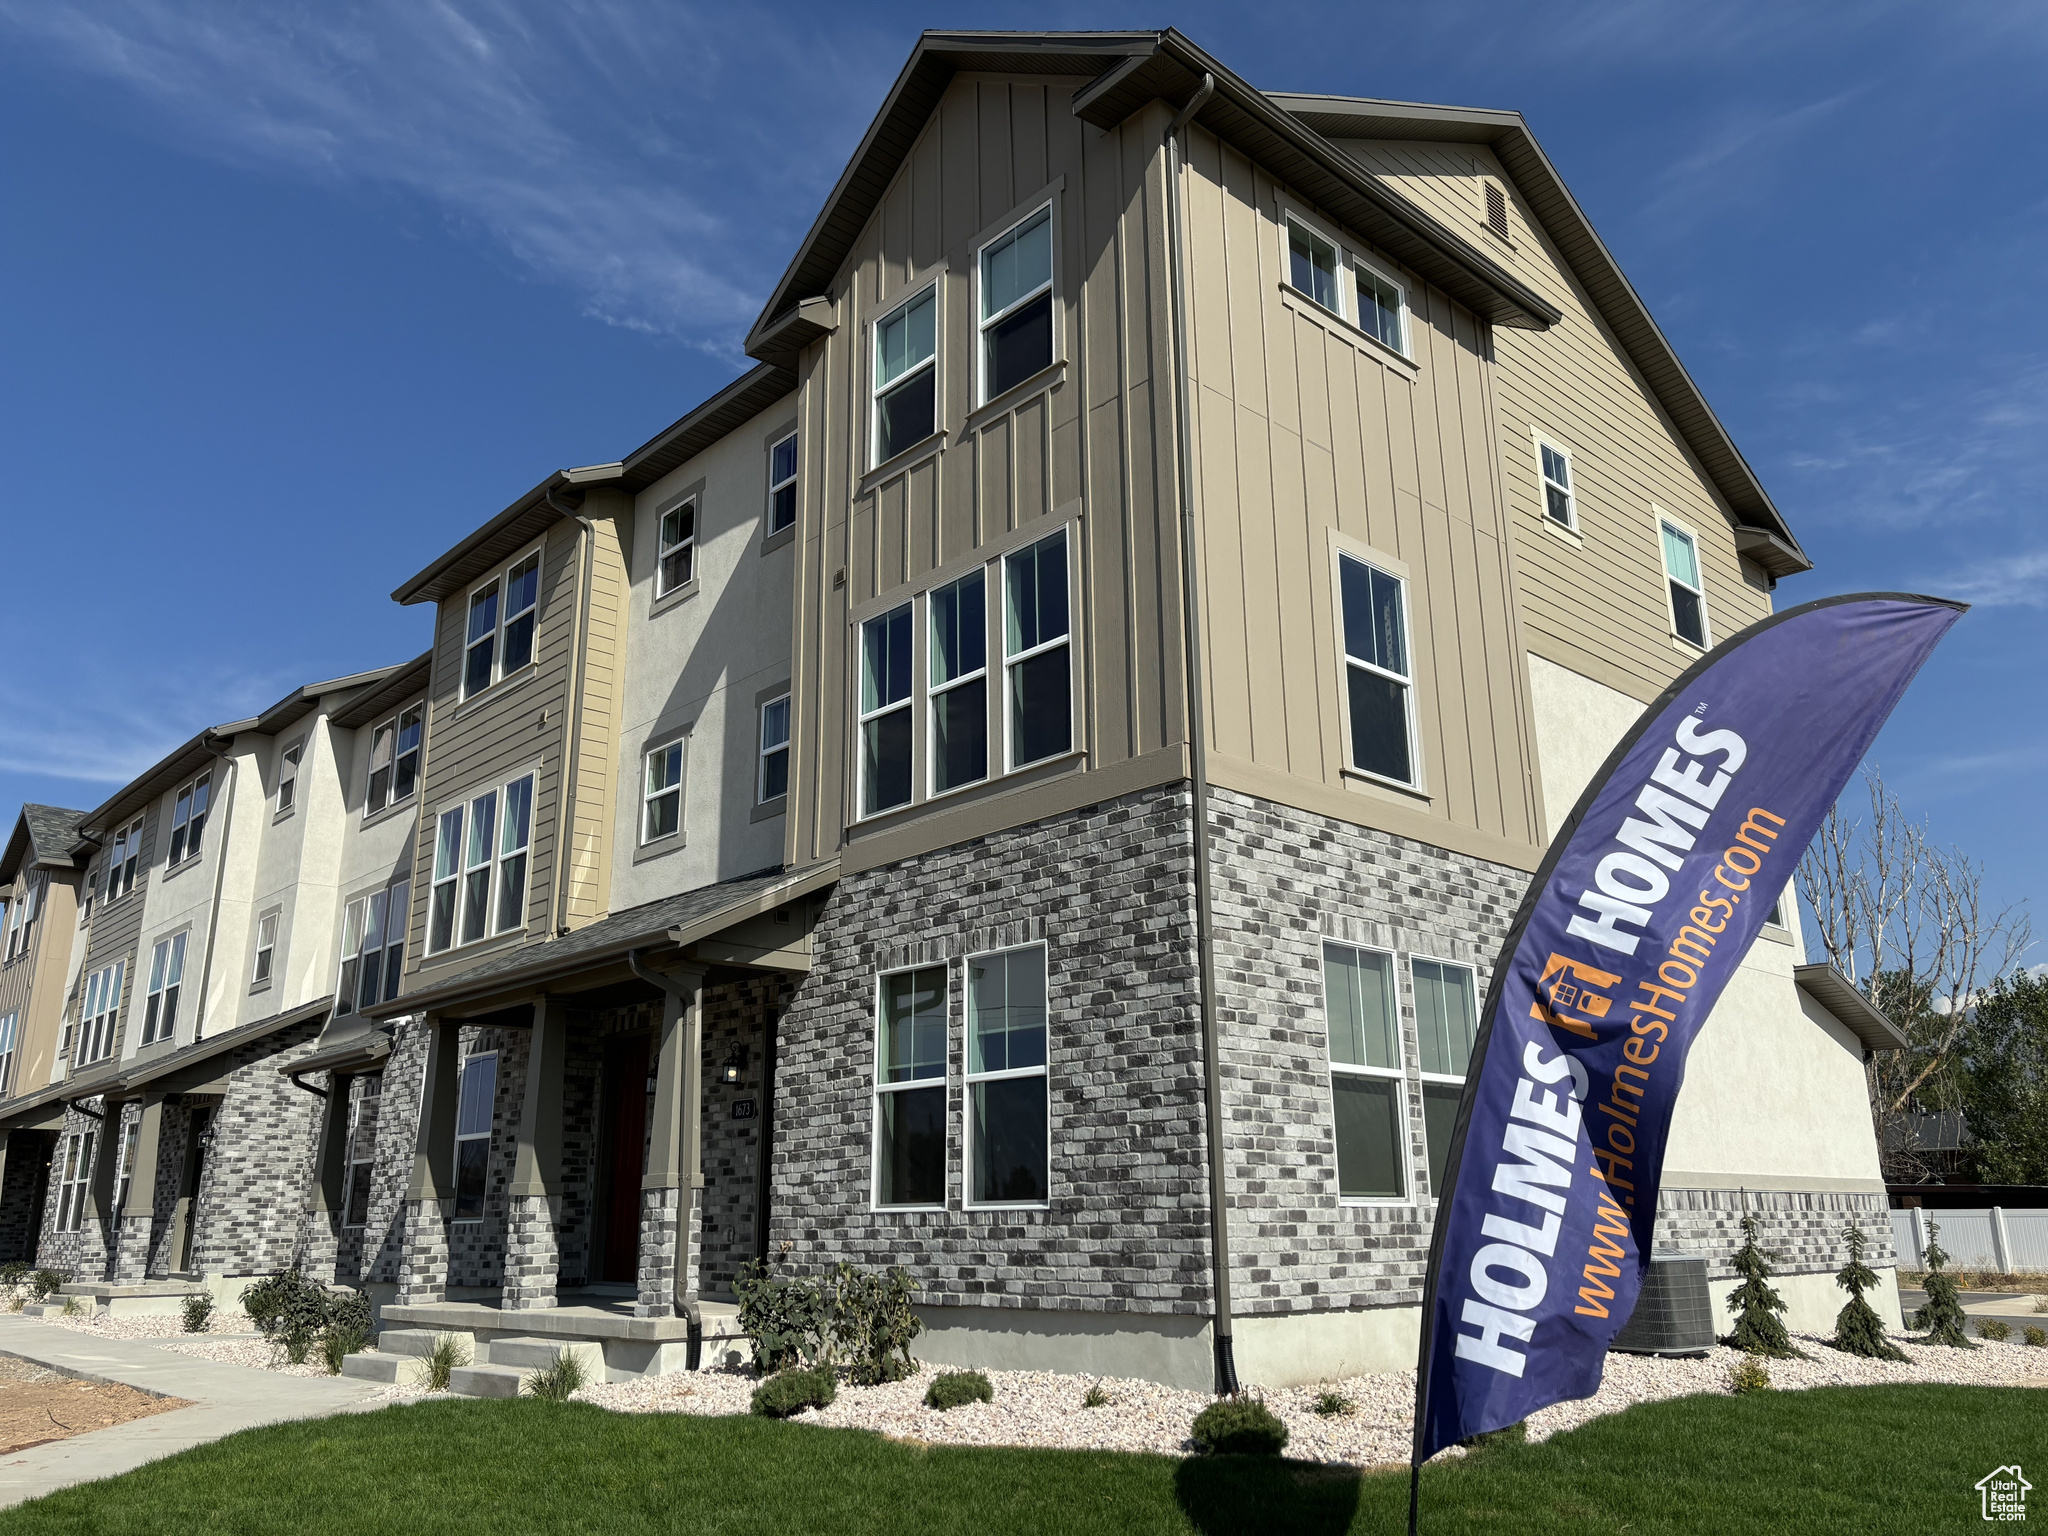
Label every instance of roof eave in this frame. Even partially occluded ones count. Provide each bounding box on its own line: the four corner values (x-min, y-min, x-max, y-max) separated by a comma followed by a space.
1795, 963, 1910, 1053
390, 463, 626, 609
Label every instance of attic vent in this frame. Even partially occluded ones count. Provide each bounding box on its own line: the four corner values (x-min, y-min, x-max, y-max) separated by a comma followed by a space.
1484, 182, 1509, 241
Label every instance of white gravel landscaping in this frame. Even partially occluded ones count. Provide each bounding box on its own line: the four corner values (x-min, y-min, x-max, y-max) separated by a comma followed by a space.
29, 1307, 257, 1340
576, 1331, 2047, 1468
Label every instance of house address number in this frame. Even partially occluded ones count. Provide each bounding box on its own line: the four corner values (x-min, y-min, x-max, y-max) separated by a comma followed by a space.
730, 1098, 757, 1121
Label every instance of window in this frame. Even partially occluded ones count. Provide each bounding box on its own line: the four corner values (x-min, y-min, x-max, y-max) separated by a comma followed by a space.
966, 945, 1049, 1206
276, 742, 303, 813
343, 1076, 381, 1228
1287, 218, 1341, 312
337, 879, 410, 1015
427, 774, 532, 954
767, 434, 798, 537
643, 740, 684, 843
0, 1011, 17, 1095
1354, 261, 1407, 356
105, 818, 143, 904
980, 205, 1054, 401
758, 696, 791, 804
166, 773, 211, 865
1324, 942, 1407, 1200
928, 571, 987, 795
873, 287, 937, 465
76, 961, 124, 1065
1412, 957, 1478, 1194
252, 912, 278, 985
1004, 531, 1072, 769
874, 966, 946, 1208
55, 1131, 94, 1232
1337, 553, 1414, 785
1537, 438, 1575, 529
114, 1119, 137, 1217
454, 1050, 496, 1220
1766, 892, 1787, 927
366, 705, 424, 815
1660, 520, 1708, 647
859, 603, 914, 817
463, 550, 541, 698
141, 933, 187, 1045
3, 873, 38, 961
658, 500, 697, 597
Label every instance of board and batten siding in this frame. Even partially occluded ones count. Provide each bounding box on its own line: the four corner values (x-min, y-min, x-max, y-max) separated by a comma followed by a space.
562, 498, 629, 928
1330, 140, 1773, 705
0, 871, 78, 1096
786, 79, 1188, 872
75, 803, 159, 1062
1178, 127, 1545, 866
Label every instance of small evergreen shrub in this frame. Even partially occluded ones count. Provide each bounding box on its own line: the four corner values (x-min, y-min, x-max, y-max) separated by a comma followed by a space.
1729, 1357, 1772, 1394
424, 1334, 471, 1392
750, 1367, 836, 1418
1725, 1210, 1801, 1358
1977, 1318, 2011, 1342
923, 1370, 993, 1411
181, 1291, 215, 1335
1082, 1383, 1111, 1409
29, 1270, 68, 1302
1829, 1222, 1906, 1362
1190, 1396, 1289, 1456
523, 1350, 589, 1401
1910, 1222, 1977, 1348
1312, 1390, 1355, 1418
2022, 1326, 2046, 1347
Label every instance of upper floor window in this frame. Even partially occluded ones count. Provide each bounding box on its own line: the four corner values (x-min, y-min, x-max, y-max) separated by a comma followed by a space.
873, 288, 937, 465
338, 877, 410, 1015
3, 873, 39, 962
1537, 438, 1576, 529
252, 911, 279, 986
929, 571, 988, 796
1285, 213, 1411, 359
141, 932, 187, 1045
76, 960, 124, 1066
276, 742, 303, 814
105, 818, 144, 905
1287, 218, 1341, 313
0, 1011, 17, 1095
658, 500, 697, 597
1355, 260, 1407, 355
1660, 519, 1708, 648
859, 603, 914, 818
366, 704, 424, 815
979, 205, 1053, 401
454, 1049, 497, 1221
1004, 530, 1072, 770
428, 773, 533, 954
464, 550, 541, 699
758, 695, 791, 804
167, 773, 210, 865
642, 740, 684, 844
1337, 552, 1415, 786
873, 964, 946, 1209
766, 435, 798, 537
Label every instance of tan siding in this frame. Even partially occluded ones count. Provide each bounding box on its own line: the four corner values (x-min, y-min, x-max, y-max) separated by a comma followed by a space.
566, 505, 630, 927
0, 871, 79, 1098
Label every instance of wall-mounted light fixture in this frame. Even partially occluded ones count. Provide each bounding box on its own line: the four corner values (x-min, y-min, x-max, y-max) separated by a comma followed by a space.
719, 1040, 746, 1087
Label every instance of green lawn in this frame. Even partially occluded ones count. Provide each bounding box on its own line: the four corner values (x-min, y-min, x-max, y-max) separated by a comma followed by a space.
0, 1385, 2037, 1535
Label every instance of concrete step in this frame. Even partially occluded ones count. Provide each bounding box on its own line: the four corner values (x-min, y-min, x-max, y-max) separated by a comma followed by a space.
482, 1337, 604, 1375
379, 1328, 472, 1359
340, 1353, 415, 1385
447, 1364, 526, 1399
21, 1301, 82, 1319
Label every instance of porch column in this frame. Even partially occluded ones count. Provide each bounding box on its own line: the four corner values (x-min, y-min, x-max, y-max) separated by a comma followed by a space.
112, 1095, 165, 1282
638, 966, 705, 1319
85, 1102, 123, 1279
504, 997, 566, 1310
300, 1073, 353, 1284
395, 1016, 460, 1306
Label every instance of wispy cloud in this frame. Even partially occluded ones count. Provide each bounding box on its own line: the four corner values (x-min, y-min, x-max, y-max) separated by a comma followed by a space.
1933, 550, 2048, 609
0, 663, 297, 788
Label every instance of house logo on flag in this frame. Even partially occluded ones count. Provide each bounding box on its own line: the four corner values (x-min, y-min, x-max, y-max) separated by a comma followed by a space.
1976, 1465, 2029, 1522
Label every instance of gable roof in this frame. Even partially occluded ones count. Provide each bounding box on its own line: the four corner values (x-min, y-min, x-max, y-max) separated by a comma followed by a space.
0, 804, 91, 884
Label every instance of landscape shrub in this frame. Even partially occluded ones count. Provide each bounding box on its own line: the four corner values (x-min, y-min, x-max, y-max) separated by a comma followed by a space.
1729, 1357, 1772, 1394
181, 1291, 214, 1335
1829, 1223, 1906, 1361
733, 1254, 829, 1374
1312, 1390, 1355, 1418
523, 1350, 588, 1402
425, 1334, 471, 1392
28, 1270, 68, 1302
734, 1253, 921, 1384
320, 1324, 369, 1375
1190, 1396, 1288, 1456
242, 1268, 332, 1341
1082, 1384, 1110, 1409
1725, 1211, 1800, 1358
1910, 1223, 1976, 1348
750, 1367, 836, 1418
2023, 1326, 2046, 1347
1976, 1318, 2011, 1342
923, 1371, 993, 1411
0, 1261, 29, 1287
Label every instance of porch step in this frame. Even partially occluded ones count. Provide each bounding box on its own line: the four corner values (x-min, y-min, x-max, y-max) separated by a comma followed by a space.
340, 1352, 416, 1386
21, 1301, 85, 1319
447, 1364, 527, 1399
483, 1337, 605, 1375
378, 1328, 473, 1359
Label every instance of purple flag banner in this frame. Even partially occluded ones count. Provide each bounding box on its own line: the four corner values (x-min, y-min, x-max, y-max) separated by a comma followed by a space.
1410, 594, 1963, 1469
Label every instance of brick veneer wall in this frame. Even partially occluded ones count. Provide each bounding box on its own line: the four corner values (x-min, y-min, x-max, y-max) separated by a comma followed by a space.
699, 976, 788, 1299
1657, 1187, 1897, 1276
0, 1131, 52, 1264
187, 1019, 326, 1278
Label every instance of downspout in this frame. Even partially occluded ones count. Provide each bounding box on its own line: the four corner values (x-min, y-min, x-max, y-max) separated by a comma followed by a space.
626, 948, 703, 1369
1164, 73, 1237, 1398
285, 1072, 329, 1100
545, 483, 595, 938
190, 740, 240, 1042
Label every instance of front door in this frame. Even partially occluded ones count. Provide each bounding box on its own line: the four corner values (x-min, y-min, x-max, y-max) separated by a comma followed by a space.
599, 1035, 649, 1284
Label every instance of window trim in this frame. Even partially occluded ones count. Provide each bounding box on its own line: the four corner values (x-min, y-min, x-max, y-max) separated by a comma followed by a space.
1282, 211, 1345, 317
925, 570, 990, 800
641, 737, 687, 846
75, 960, 125, 1067
975, 201, 1057, 408
141, 931, 188, 1046
336, 877, 409, 1016
0, 1010, 19, 1096
1409, 951, 1480, 1203
1321, 939, 1415, 1208
3, 872, 39, 962
276, 740, 304, 815
870, 280, 941, 470
1001, 528, 1076, 775
104, 817, 145, 906
166, 772, 211, 868
462, 544, 543, 700
55, 1129, 95, 1233
1656, 512, 1711, 649
251, 909, 280, 987
1350, 251, 1410, 360
1534, 432, 1578, 532
656, 495, 699, 599
342, 1074, 382, 1229
758, 693, 791, 806
870, 961, 949, 1213
425, 771, 536, 957
855, 601, 917, 822
365, 704, 424, 817
1330, 539, 1423, 794
452, 1048, 497, 1224
765, 430, 799, 540
961, 941, 1052, 1212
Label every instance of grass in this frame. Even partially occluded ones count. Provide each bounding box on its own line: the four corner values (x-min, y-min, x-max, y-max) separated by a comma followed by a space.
0, 1386, 2037, 1535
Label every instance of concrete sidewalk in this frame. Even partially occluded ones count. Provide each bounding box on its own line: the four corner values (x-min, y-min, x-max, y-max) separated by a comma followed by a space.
0, 1316, 388, 1509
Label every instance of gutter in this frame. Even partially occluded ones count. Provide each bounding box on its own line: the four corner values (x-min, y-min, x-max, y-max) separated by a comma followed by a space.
1163, 71, 1238, 1399
626, 948, 703, 1369
544, 484, 597, 938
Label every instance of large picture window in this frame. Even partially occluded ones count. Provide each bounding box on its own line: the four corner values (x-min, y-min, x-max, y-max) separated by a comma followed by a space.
928, 571, 987, 795
1412, 958, 1478, 1194
966, 944, 1049, 1206
427, 774, 532, 954
453, 1049, 496, 1221
464, 550, 541, 698
1004, 530, 1071, 769
167, 773, 210, 865
859, 603, 914, 817
1660, 520, 1709, 648
141, 933, 187, 1045
76, 961, 124, 1065
1324, 942, 1407, 1201
873, 288, 937, 465
55, 1130, 94, 1232
873, 965, 946, 1209
979, 205, 1053, 401
366, 705, 424, 815
1337, 552, 1414, 785
338, 878, 410, 1015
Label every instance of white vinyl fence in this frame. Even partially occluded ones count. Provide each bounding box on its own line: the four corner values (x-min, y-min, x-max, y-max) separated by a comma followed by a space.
1891, 1207, 2048, 1272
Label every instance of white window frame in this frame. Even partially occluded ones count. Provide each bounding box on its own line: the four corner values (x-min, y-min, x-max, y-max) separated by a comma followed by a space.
656, 498, 698, 598
1283, 212, 1344, 317
366, 704, 424, 816
166, 773, 211, 866
342, 1075, 382, 1229
870, 962, 949, 1212
3, 873, 38, 962
1351, 252, 1410, 359
758, 694, 791, 805
453, 1048, 498, 1223
1658, 515, 1711, 649
105, 818, 144, 905
55, 1130, 94, 1232
1534, 434, 1576, 530
870, 283, 939, 469
975, 202, 1056, 406
1333, 547, 1420, 790
335, 877, 409, 1016
1322, 940, 1414, 1207
926, 571, 988, 799
76, 961, 124, 1066
462, 545, 542, 700
114, 1117, 137, 1217
766, 433, 799, 538
856, 601, 916, 821
252, 910, 279, 986
0, 1010, 18, 1096
641, 738, 686, 845
1409, 952, 1479, 1201
962, 941, 1051, 1212
1002, 529, 1074, 774
141, 932, 187, 1045
426, 773, 534, 956
276, 741, 303, 814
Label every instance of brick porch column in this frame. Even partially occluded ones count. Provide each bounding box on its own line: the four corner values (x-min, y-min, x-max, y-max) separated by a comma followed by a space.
638, 967, 705, 1319
395, 1017, 459, 1306
503, 996, 566, 1310
299, 1073, 353, 1284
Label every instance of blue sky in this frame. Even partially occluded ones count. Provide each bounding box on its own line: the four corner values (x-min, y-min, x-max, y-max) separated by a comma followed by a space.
0, 2, 2040, 921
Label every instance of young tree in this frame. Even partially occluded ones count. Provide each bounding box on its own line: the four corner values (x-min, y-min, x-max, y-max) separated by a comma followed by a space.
1830, 1222, 1906, 1361
1958, 970, 2048, 1185
1910, 1220, 1976, 1349
1726, 1209, 1801, 1358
